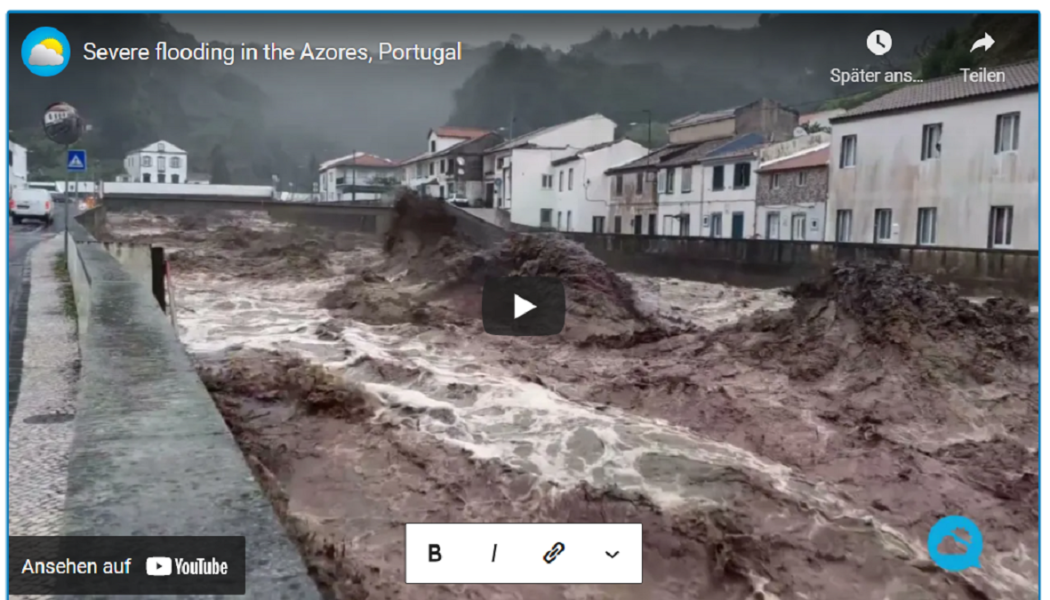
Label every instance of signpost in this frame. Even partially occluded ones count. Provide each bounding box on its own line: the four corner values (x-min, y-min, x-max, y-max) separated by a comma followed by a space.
42, 102, 86, 255
65, 149, 87, 252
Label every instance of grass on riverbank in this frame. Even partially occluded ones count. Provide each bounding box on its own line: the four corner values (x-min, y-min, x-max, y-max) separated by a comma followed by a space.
53, 252, 78, 325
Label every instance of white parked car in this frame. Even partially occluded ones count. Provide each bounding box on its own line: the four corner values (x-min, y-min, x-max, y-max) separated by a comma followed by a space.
9, 187, 54, 226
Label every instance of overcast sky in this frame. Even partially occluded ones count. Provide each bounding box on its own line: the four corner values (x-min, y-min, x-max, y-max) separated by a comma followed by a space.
163, 13, 760, 50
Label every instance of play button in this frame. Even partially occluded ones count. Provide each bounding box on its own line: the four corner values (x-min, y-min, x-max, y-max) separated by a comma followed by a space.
514, 294, 536, 319
482, 277, 565, 336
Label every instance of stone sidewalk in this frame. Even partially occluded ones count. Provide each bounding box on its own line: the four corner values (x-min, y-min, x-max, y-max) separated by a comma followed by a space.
9, 236, 80, 539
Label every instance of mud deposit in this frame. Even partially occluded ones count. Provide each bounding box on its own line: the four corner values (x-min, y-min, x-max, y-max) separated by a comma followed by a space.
110, 202, 1037, 600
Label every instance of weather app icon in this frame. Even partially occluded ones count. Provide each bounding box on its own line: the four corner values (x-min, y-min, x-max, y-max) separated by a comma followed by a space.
22, 27, 70, 77
927, 515, 983, 572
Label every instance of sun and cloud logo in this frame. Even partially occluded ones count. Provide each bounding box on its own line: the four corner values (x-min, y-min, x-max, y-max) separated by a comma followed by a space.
22, 27, 70, 77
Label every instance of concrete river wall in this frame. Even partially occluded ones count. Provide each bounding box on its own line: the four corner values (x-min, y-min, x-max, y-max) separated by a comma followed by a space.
64, 214, 321, 597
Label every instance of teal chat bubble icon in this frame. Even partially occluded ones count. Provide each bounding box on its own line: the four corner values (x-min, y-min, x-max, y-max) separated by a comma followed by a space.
927, 515, 983, 571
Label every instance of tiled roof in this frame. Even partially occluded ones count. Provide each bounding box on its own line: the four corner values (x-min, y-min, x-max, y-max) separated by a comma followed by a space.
550, 140, 623, 166
433, 126, 492, 140
700, 132, 767, 161
659, 136, 735, 167
320, 152, 399, 170
668, 107, 738, 129
834, 60, 1039, 122
756, 144, 830, 173
605, 142, 700, 173
487, 114, 609, 153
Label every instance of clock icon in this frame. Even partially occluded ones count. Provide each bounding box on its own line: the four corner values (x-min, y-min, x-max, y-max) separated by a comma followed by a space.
867, 30, 892, 56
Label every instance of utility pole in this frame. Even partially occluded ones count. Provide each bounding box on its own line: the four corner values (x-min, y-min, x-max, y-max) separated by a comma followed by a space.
643, 109, 653, 149
63, 144, 70, 254
351, 151, 357, 203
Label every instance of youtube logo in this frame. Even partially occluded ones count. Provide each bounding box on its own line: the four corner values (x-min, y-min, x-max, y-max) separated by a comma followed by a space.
146, 556, 172, 576
482, 277, 565, 336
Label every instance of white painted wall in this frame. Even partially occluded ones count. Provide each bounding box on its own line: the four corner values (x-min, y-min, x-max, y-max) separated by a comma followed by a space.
102, 182, 274, 197
124, 141, 189, 184
696, 159, 759, 237
530, 115, 617, 149
552, 140, 648, 233
655, 163, 703, 235
9, 141, 28, 190
319, 165, 400, 201
507, 148, 557, 227
827, 90, 1037, 249
756, 204, 826, 241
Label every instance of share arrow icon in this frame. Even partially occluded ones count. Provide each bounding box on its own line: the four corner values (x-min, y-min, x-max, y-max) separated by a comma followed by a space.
970, 33, 995, 53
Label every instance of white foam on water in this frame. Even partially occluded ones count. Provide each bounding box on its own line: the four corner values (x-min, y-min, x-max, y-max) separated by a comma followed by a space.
173, 274, 1035, 599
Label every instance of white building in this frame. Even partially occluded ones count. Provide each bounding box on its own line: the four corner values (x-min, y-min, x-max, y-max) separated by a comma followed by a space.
547, 139, 648, 232
483, 114, 618, 227
124, 140, 188, 184
402, 127, 500, 201
9, 141, 28, 192
318, 152, 400, 201
826, 59, 1038, 249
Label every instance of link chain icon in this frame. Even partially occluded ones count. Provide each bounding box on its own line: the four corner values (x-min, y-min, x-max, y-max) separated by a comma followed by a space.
542, 542, 565, 564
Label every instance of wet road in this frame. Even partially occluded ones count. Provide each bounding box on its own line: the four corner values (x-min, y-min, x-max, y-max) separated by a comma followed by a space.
8, 203, 75, 421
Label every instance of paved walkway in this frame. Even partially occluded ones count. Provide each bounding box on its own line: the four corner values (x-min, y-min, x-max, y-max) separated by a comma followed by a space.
9, 236, 80, 538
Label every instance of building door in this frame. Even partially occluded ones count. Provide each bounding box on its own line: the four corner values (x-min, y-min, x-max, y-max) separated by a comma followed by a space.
791, 213, 806, 240
731, 212, 745, 239
709, 213, 722, 238
648, 214, 657, 235
632, 215, 643, 235
485, 183, 495, 208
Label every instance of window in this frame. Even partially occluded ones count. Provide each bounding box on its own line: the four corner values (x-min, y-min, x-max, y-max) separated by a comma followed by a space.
712, 165, 725, 190
142, 156, 152, 167
429, 163, 435, 176
439, 185, 445, 198
557, 211, 563, 230
566, 210, 573, 232
921, 123, 942, 161
995, 112, 1020, 153
540, 209, 553, 228
592, 216, 605, 233
680, 214, 691, 236
989, 206, 1013, 248
440, 159, 446, 173
840, 135, 857, 168
657, 170, 666, 194
157, 173, 166, 183
558, 171, 564, 191
142, 172, 151, 183
635, 172, 643, 192
648, 213, 657, 235
709, 213, 723, 238
497, 157, 505, 169
568, 168, 574, 191
681, 166, 693, 193
430, 140, 436, 152
448, 181, 456, 195
171, 156, 180, 168
157, 156, 166, 169
615, 175, 623, 195
917, 207, 937, 245
765, 211, 781, 239
157, 142, 165, 151
732, 163, 751, 189
791, 213, 806, 240
771, 173, 782, 189
171, 174, 180, 184
796, 171, 806, 186
666, 169, 675, 194
613, 215, 622, 234
874, 208, 893, 242
835, 209, 853, 242
541, 174, 553, 189
8, 151, 12, 166
416, 163, 424, 178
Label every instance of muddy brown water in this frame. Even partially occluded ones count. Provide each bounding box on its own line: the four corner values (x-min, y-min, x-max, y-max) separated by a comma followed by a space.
106, 211, 1038, 600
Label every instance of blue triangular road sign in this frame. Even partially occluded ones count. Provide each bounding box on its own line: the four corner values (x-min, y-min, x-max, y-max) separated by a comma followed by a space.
67, 150, 87, 171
